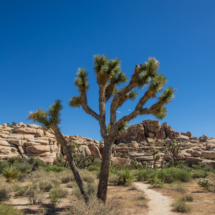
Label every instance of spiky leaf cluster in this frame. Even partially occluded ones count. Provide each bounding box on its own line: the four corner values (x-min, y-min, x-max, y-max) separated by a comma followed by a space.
93, 54, 128, 86
107, 121, 128, 135
159, 87, 175, 103
128, 90, 138, 101
137, 58, 159, 86
149, 73, 167, 93
28, 100, 63, 129
69, 96, 81, 108
74, 68, 89, 92
153, 106, 167, 120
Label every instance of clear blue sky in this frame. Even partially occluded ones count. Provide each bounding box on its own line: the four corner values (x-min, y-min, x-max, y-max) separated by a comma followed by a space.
0, 0, 214, 141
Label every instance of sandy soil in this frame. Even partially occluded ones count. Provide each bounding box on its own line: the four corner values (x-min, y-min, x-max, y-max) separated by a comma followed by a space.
134, 182, 177, 215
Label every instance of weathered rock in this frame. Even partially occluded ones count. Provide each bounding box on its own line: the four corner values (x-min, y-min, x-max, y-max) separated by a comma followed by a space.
26, 145, 50, 154
202, 159, 215, 169
185, 157, 203, 164
202, 151, 215, 159
127, 141, 139, 148
80, 145, 91, 156
112, 157, 130, 165
88, 144, 101, 159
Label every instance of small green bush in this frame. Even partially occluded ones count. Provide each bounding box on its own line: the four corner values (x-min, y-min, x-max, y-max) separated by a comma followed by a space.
0, 187, 11, 202
180, 195, 193, 202
14, 185, 29, 197
0, 204, 24, 215
138, 195, 145, 200
108, 174, 118, 186
0, 161, 8, 174
2, 166, 19, 182
198, 178, 214, 190
117, 170, 134, 185
173, 199, 190, 213
88, 165, 100, 172
50, 187, 68, 200
86, 183, 96, 196
39, 181, 53, 192
81, 172, 96, 183
53, 155, 66, 167
61, 174, 74, 183
45, 165, 64, 172
191, 170, 208, 178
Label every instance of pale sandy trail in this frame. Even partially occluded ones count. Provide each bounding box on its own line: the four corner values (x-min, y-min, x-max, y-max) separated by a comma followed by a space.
134, 182, 177, 215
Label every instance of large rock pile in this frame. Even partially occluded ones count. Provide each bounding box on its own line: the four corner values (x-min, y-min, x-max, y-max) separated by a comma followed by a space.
0, 123, 101, 163
114, 119, 215, 169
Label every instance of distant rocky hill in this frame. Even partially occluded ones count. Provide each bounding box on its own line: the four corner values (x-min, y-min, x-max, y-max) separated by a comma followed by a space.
0, 120, 214, 169
112, 119, 215, 168
0, 122, 101, 163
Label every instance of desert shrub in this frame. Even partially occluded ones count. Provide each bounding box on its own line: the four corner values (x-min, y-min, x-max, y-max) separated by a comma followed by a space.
108, 174, 118, 186
39, 181, 53, 192
67, 181, 77, 188
81, 171, 96, 183
0, 204, 24, 215
173, 199, 190, 213
88, 165, 100, 172
7, 157, 16, 166
117, 170, 134, 185
24, 186, 43, 204
53, 155, 66, 167
2, 166, 19, 182
191, 170, 208, 178
173, 183, 186, 193
15, 162, 31, 173
45, 165, 64, 172
180, 195, 193, 202
136, 169, 156, 181
164, 168, 191, 182
61, 174, 74, 183
0, 161, 8, 174
150, 177, 164, 188
72, 186, 82, 199
14, 185, 29, 197
93, 158, 102, 167
50, 187, 68, 200
138, 195, 145, 200
69, 196, 123, 215
0, 187, 11, 202
157, 170, 173, 183
198, 178, 214, 190
86, 183, 96, 196
128, 186, 137, 190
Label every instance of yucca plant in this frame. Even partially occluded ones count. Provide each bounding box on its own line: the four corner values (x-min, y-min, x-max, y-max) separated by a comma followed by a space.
2, 166, 19, 182
117, 170, 134, 185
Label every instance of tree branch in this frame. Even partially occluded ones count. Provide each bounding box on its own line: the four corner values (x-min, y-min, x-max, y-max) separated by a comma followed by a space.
80, 91, 100, 121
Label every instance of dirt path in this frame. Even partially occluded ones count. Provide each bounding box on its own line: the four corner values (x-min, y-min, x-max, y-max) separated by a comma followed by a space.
134, 182, 177, 215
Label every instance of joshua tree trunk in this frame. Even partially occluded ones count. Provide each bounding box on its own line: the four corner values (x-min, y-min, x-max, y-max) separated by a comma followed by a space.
52, 125, 89, 203
97, 139, 113, 202
153, 158, 156, 169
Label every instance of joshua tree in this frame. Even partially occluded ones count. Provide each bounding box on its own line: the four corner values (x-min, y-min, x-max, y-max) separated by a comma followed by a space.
70, 55, 175, 202
28, 100, 89, 203
165, 140, 181, 167
151, 149, 160, 169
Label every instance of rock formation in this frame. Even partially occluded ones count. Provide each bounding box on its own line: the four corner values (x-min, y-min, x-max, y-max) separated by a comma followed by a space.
0, 122, 100, 164
0, 120, 214, 169
113, 119, 215, 169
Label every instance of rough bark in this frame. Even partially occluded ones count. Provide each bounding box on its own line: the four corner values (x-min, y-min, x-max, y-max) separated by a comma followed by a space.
97, 139, 113, 202
52, 125, 89, 203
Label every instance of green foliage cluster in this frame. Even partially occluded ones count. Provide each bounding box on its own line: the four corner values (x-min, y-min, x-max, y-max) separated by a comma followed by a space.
2, 166, 19, 182
45, 165, 64, 172
198, 178, 214, 189
0, 204, 24, 215
172, 199, 191, 213
136, 167, 191, 183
